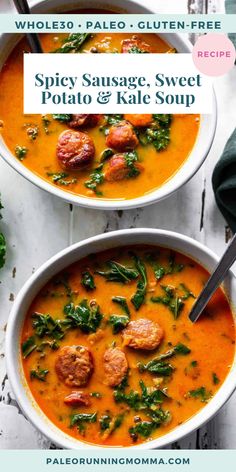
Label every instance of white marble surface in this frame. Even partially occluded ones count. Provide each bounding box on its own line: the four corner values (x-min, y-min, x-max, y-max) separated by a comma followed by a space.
1, 0, 236, 450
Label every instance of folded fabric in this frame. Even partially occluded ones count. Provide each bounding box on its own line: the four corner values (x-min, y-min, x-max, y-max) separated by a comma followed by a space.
212, 128, 236, 233
212, 0, 236, 232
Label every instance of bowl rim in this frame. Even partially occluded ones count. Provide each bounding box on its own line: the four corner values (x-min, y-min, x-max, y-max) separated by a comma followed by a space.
5, 228, 236, 450
0, 0, 217, 210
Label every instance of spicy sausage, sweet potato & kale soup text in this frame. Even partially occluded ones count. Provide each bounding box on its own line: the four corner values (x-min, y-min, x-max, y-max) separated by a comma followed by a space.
0, 21, 199, 200
21, 245, 235, 447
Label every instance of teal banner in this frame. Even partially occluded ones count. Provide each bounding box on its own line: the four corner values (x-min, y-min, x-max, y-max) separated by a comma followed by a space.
0, 450, 235, 471
0, 14, 236, 33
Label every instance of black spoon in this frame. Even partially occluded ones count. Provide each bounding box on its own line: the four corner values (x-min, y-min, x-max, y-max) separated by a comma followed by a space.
13, 0, 43, 53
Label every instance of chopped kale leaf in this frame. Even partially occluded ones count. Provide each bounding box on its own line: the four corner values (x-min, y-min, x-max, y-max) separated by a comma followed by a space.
30, 367, 49, 382
96, 260, 138, 284
131, 254, 147, 310
53, 34, 91, 53
81, 271, 96, 291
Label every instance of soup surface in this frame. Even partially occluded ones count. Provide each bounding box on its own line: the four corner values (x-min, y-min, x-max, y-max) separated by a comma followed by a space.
21, 245, 235, 447
0, 29, 199, 200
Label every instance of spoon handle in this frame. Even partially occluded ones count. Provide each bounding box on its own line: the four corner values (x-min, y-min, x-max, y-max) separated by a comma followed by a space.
189, 233, 236, 323
13, 0, 43, 53
14, 0, 30, 14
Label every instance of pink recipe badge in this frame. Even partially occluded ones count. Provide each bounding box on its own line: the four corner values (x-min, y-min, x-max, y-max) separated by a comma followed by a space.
192, 33, 236, 76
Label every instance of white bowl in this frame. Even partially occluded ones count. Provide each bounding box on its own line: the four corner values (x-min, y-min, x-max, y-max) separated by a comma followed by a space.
0, 0, 217, 210
6, 228, 236, 449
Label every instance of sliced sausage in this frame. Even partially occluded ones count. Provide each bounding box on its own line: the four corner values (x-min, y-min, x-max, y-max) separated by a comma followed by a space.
69, 114, 101, 129
104, 154, 143, 182
124, 114, 153, 128
64, 391, 91, 407
121, 37, 152, 54
55, 345, 94, 387
57, 130, 95, 170
122, 319, 164, 350
104, 154, 130, 182
104, 347, 128, 387
106, 121, 138, 152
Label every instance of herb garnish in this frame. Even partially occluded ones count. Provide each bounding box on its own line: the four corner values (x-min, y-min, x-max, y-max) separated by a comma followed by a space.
70, 412, 97, 433
138, 343, 190, 374
47, 172, 77, 186
53, 33, 91, 54
146, 251, 184, 281
114, 380, 170, 440
129, 409, 170, 440
0, 198, 3, 220
42, 115, 51, 134
99, 115, 123, 135
153, 342, 191, 359
99, 413, 124, 435
25, 124, 39, 141
22, 316, 65, 358
36, 339, 59, 353
112, 296, 130, 315
0, 195, 6, 270
124, 151, 140, 178
109, 314, 129, 334
151, 284, 195, 319
64, 300, 103, 333
22, 336, 37, 358
15, 145, 28, 160
187, 387, 212, 403
96, 260, 139, 284
153, 115, 172, 127
139, 361, 174, 376
101, 148, 114, 161
21, 299, 103, 357
32, 312, 65, 340
212, 373, 220, 385
114, 379, 169, 410
136, 115, 172, 152
90, 392, 102, 398
99, 414, 111, 431
81, 271, 96, 291
52, 114, 72, 122
84, 164, 104, 195
128, 46, 150, 54
131, 254, 147, 310
30, 367, 49, 382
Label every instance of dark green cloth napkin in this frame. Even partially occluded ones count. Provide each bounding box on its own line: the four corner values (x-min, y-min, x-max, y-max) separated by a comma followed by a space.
226, 0, 236, 48
212, 129, 236, 232
212, 0, 236, 232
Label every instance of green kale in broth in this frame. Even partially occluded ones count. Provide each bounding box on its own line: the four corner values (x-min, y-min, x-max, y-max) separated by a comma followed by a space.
131, 254, 148, 310
109, 314, 130, 334
52, 114, 72, 122
30, 367, 49, 382
53, 33, 92, 54
96, 260, 139, 284
15, 145, 28, 160
151, 283, 195, 319
81, 271, 96, 291
84, 164, 104, 196
112, 296, 130, 315
64, 299, 103, 333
